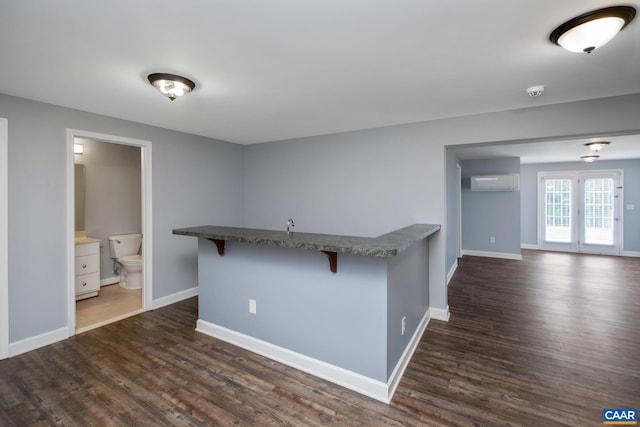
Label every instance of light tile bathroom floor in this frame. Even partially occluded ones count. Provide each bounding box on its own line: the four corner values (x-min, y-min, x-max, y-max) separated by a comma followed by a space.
75, 284, 142, 333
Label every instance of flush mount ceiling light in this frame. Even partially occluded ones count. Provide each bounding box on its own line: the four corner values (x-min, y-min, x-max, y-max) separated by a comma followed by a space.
148, 73, 195, 101
550, 6, 636, 53
526, 85, 545, 97
585, 141, 611, 152
581, 154, 599, 163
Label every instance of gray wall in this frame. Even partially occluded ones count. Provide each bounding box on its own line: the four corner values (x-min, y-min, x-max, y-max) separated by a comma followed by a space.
520, 159, 640, 252
75, 140, 141, 280
197, 235, 429, 382
445, 149, 461, 274
5, 91, 640, 348
386, 238, 429, 377
242, 133, 433, 237
242, 126, 448, 313
198, 238, 390, 380
2, 94, 244, 343
243, 93, 640, 316
461, 157, 521, 255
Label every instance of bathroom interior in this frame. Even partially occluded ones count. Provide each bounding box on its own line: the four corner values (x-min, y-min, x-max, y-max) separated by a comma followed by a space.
74, 138, 143, 332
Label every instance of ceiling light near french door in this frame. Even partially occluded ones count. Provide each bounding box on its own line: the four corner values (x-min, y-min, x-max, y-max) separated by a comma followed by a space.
550, 6, 636, 53
584, 141, 610, 152
581, 155, 599, 163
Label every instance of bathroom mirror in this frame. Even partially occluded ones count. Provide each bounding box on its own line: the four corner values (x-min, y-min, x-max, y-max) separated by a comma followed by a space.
75, 163, 86, 231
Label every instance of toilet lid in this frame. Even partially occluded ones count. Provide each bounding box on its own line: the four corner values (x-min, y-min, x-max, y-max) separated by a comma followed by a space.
122, 255, 142, 263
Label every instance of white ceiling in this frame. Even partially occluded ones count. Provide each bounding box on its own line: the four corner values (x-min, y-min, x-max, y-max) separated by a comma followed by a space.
1, 0, 640, 158
450, 134, 640, 164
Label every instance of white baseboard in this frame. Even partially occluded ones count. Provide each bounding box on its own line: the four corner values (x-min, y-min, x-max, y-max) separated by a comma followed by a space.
197, 309, 432, 404
197, 320, 390, 402
519, 246, 638, 258
621, 251, 640, 258
386, 310, 431, 400
429, 305, 450, 321
7, 286, 198, 357
152, 286, 198, 310
446, 260, 458, 286
520, 244, 539, 250
462, 249, 523, 260
100, 276, 120, 287
9, 326, 69, 357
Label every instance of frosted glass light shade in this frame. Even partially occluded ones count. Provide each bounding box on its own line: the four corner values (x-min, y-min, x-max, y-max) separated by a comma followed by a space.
557, 17, 625, 52
148, 73, 195, 101
581, 155, 599, 163
550, 6, 636, 53
584, 141, 610, 152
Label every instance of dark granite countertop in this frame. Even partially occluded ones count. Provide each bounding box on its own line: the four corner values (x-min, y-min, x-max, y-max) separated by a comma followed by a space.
173, 223, 440, 257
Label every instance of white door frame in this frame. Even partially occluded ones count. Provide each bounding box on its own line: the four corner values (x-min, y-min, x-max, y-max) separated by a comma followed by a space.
537, 169, 623, 255
578, 170, 623, 255
66, 129, 153, 335
1, 118, 8, 359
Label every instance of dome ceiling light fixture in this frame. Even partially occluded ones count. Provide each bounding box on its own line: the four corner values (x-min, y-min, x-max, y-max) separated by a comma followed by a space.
549, 6, 636, 53
585, 141, 611, 152
581, 154, 600, 163
526, 85, 545, 97
148, 73, 196, 101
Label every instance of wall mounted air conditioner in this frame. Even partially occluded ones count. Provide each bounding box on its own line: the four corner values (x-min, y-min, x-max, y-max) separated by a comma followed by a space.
471, 174, 520, 191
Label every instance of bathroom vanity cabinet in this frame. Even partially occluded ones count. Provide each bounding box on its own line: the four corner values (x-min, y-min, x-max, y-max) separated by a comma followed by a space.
75, 239, 100, 300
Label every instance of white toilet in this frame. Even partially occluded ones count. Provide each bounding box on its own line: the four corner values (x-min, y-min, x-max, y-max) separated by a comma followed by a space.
108, 233, 143, 290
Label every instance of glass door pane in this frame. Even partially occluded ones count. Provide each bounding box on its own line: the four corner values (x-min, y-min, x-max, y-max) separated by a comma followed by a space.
538, 170, 620, 255
583, 177, 614, 245
545, 179, 572, 243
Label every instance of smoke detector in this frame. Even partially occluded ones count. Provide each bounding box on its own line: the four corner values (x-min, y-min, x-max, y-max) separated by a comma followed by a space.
526, 85, 545, 97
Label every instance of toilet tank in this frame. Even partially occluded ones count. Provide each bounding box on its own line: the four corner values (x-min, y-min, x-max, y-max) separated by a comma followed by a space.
109, 233, 142, 259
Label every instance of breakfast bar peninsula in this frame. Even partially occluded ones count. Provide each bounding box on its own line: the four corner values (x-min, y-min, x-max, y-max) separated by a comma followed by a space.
173, 223, 440, 403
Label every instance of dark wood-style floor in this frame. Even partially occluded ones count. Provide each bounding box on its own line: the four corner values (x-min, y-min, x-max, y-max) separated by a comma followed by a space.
1, 250, 638, 426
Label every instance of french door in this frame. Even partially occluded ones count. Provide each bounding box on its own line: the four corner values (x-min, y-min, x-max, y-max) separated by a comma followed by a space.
538, 170, 622, 255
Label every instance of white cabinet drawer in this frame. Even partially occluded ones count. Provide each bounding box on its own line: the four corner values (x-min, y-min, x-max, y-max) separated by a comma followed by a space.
75, 241, 99, 257
75, 272, 99, 294
75, 254, 99, 275
75, 240, 101, 300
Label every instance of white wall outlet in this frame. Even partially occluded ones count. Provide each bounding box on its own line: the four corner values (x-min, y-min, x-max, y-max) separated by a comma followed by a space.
249, 299, 257, 314
627, 204, 635, 211
401, 316, 406, 336
490, 236, 495, 244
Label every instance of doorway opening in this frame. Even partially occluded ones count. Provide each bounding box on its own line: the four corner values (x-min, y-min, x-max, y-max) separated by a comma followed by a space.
537, 170, 622, 255
67, 129, 153, 335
